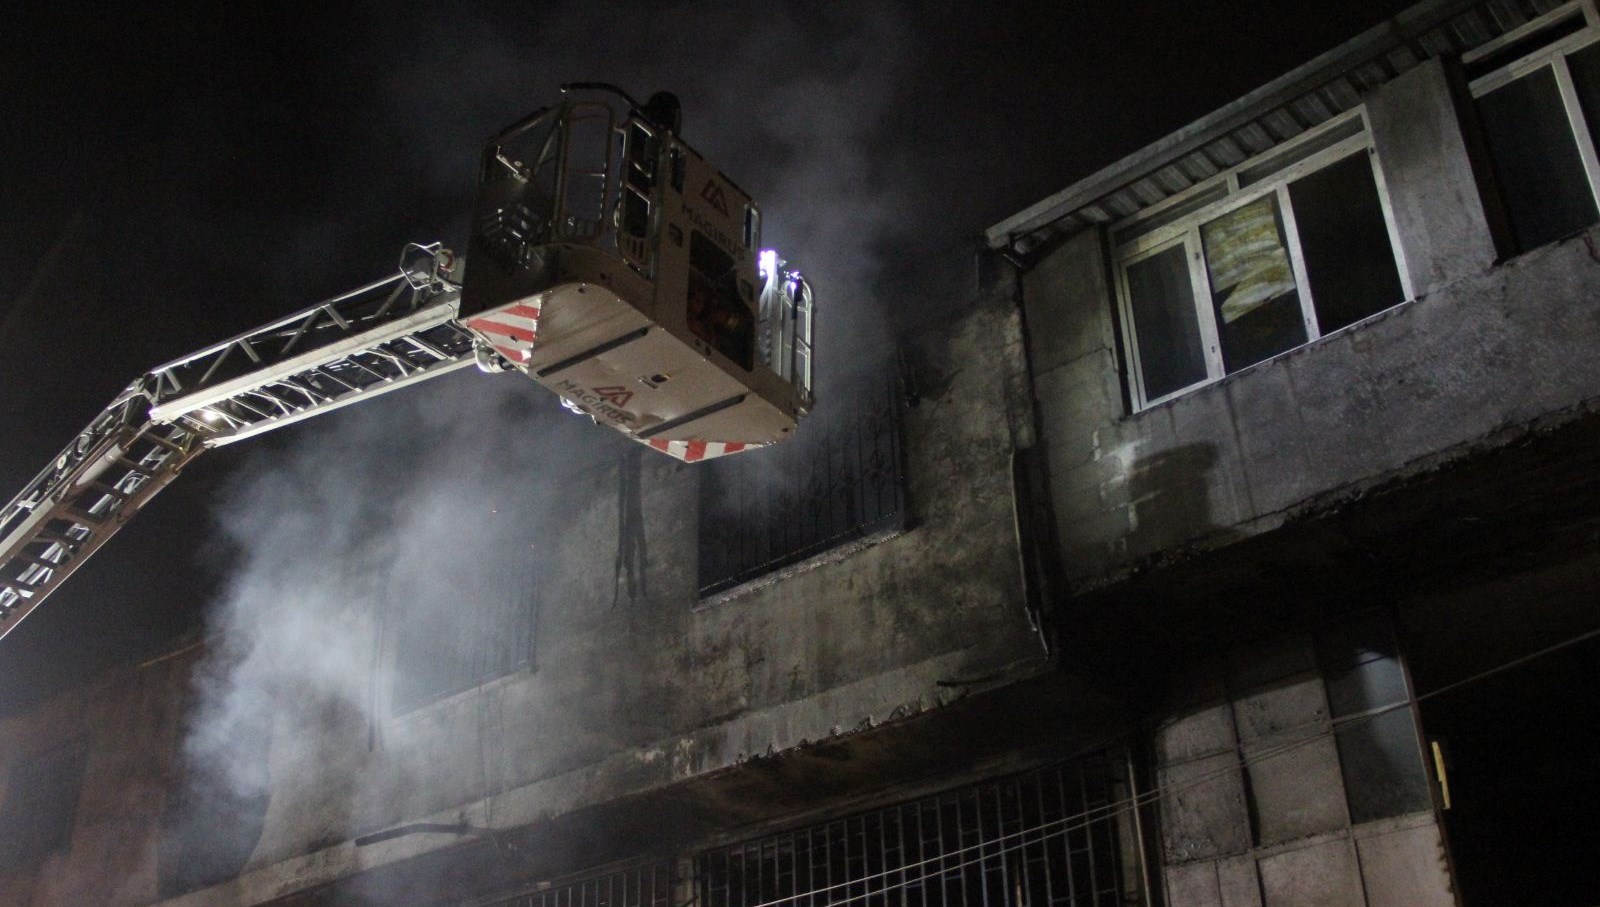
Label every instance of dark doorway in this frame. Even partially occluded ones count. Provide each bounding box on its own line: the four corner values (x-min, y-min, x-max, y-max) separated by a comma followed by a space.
1415, 633, 1600, 907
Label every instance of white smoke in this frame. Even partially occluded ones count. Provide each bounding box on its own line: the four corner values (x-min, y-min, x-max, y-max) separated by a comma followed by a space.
175, 1, 920, 893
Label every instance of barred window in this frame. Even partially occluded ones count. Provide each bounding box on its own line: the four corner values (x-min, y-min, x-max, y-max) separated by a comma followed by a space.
698, 376, 906, 598
390, 554, 537, 715
696, 753, 1146, 907
1113, 111, 1407, 410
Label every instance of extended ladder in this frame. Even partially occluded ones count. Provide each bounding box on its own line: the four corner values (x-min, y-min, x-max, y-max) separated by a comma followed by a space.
0, 244, 472, 640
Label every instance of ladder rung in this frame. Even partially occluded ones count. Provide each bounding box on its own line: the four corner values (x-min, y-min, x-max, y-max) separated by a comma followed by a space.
16, 552, 69, 571
32, 527, 86, 548
141, 433, 185, 453
112, 456, 154, 476
90, 482, 131, 501
62, 507, 105, 526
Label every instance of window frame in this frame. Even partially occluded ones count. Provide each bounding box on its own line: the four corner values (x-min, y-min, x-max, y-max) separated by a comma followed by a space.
1467, 2, 1600, 244
384, 555, 540, 718
696, 373, 908, 602
1112, 109, 1412, 411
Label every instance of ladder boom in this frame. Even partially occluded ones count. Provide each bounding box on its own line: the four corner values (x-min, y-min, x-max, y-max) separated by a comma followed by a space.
0, 389, 203, 640
146, 243, 472, 446
0, 244, 467, 640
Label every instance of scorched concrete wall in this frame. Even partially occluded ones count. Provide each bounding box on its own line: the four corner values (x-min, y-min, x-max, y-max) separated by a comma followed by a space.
0, 286, 1046, 907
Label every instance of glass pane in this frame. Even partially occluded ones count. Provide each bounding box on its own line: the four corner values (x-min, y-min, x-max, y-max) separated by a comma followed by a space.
561, 111, 613, 239
1289, 153, 1405, 333
1318, 616, 1408, 717
1325, 652, 1409, 717
1336, 708, 1432, 823
1125, 244, 1207, 401
1567, 40, 1600, 164
1201, 196, 1306, 372
1478, 65, 1598, 253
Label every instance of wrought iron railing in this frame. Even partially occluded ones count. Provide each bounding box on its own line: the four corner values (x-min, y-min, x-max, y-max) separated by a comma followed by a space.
698, 375, 906, 597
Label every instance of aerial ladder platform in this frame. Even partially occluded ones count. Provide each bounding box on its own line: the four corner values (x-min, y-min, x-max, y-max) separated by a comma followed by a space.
0, 85, 815, 642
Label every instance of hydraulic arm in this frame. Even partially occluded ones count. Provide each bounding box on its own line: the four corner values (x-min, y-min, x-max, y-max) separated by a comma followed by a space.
0, 85, 816, 643
0, 245, 468, 640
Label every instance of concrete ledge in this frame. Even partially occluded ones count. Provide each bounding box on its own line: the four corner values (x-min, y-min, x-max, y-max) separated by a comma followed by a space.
1049, 225, 1600, 591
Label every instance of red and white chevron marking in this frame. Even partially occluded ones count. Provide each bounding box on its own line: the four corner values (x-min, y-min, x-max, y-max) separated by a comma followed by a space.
465, 302, 542, 367
644, 439, 756, 462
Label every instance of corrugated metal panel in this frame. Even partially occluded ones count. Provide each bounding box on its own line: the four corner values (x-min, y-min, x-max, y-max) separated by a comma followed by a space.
1234, 122, 1276, 154
1450, 9, 1496, 44
1207, 135, 1249, 167
1387, 45, 1424, 72
1129, 177, 1167, 205
1418, 28, 1461, 56
1486, 0, 1531, 29
1260, 108, 1307, 141
1321, 78, 1363, 110
1177, 151, 1224, 181
1290, 92, 1337, 124
988, 0, 1581, 251
1350, 60, 1395, 92
1152, 164, 1195, 194
1104, 192, 1142, 218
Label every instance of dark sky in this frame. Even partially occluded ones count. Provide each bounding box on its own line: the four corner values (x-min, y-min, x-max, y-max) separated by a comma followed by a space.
0, 1, 1418, 712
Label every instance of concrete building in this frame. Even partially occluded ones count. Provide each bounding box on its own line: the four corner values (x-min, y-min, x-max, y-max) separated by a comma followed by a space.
3, 0, 1600, 905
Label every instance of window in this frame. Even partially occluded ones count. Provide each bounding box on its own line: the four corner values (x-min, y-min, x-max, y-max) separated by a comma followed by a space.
1470, 7, 1600, 253
1316, 617, 1432, 824
389, 557, 537, 715
622, 121, 657, 241
687, 231, 756, 371
696, 753, 1146, 907
0, 741, 87, 868
1114, 113, 1408, 409
698, 376, 905, 597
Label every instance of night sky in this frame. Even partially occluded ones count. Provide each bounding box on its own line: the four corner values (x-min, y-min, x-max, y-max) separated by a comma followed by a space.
0, 1, 1418, 713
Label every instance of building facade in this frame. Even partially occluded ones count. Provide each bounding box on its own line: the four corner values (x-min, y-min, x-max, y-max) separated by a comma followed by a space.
4, 0, 1600, 905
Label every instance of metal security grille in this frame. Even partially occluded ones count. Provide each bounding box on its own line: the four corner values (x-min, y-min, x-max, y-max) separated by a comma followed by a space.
478, 862, 674, 907
389, 541, 539, 716
696, 755, 1135, 907
698, 376, 906, 596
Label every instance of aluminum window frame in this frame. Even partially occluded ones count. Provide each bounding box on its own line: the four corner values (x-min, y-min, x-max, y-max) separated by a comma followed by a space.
1112, 109, 1411, 411
1467, 4, 1600, 234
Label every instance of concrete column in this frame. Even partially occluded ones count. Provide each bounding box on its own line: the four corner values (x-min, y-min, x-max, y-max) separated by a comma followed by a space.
1018, 228, 1133, 584
1019, 227, 1116, 380
1366, 58, 1509, 297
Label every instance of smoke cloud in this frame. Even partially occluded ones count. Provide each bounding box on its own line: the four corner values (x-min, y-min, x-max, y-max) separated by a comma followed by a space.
173, 1, 931, 897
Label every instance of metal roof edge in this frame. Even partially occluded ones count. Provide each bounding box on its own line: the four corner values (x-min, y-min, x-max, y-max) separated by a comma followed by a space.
983, 0, 1483, 249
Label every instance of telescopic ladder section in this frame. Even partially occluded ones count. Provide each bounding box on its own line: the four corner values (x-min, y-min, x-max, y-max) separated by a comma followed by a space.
0, 244, 469, 640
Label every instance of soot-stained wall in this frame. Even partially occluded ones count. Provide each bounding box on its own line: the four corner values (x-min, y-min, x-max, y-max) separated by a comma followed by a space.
1025, 200, 1600, 596
0, 285, 1044, 907
1022, 57, 1600, 595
